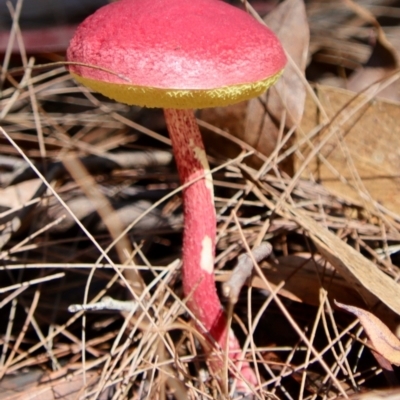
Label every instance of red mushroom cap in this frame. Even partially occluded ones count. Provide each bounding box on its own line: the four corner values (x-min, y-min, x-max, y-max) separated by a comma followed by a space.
67, 0, 286, 108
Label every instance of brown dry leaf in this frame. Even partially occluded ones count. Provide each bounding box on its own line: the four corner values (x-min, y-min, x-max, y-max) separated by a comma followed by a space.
349, 388, 400, 399
299, 83, 400, 214
217, 255, 364, 305
244, 0, 309, 172
344, 0, 400, 102
217, 253, 400, 330
286, 206, 400, 315
335, 301, 400, 366
250, 178, 400, 315
252, 256, 368, 306
347, 39, 400, 102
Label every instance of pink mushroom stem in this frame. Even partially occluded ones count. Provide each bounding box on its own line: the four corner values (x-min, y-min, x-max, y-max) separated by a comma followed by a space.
164, 108, 257, 389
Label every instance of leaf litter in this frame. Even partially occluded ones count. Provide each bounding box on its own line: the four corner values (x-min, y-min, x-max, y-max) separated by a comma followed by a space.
1, 0, 400, 398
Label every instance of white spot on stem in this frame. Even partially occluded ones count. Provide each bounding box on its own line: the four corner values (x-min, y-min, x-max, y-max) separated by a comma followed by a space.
200, 235, 214, 274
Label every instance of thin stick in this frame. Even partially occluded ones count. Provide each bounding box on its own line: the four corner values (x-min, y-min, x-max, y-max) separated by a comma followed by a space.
222, 241, 272, 304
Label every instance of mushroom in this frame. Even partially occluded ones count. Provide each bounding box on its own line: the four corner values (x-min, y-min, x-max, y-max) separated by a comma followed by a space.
67, 0, 286, 389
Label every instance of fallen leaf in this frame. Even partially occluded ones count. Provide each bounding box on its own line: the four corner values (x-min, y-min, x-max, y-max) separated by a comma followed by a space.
349, 388, 400, 399
217, 255, 364, 306
248, 175, 400, 317
288, 207, 400, 315
298, 83, 400, 214
344, 0, 400, 102
216, 252, 400, 331
335, 301, 400, 366
252, 255, 371, 308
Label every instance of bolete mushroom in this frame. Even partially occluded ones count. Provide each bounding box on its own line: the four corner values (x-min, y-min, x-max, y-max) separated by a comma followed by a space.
67, 0, 286, 390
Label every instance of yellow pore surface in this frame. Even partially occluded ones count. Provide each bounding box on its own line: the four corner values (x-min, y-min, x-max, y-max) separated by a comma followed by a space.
71, 71, 283, 109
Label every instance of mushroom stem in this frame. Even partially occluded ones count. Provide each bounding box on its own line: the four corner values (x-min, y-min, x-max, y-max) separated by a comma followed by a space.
164, 108, 221, 335
164, 109, 257, 389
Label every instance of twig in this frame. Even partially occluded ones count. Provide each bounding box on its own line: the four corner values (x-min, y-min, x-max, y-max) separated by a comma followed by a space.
222, 241, 272, 304
68, 296, 142, 313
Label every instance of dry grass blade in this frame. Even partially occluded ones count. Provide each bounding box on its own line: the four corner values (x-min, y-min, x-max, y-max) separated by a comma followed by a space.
0, 273, 64, 295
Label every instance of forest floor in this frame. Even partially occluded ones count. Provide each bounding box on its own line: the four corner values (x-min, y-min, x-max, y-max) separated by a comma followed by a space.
1, 0, 400, 398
